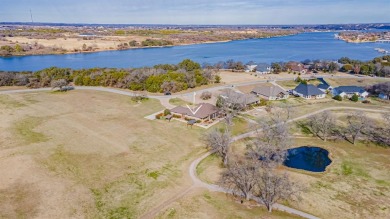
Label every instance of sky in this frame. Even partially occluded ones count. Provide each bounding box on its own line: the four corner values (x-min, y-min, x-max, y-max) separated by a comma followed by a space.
1, 0, 389, 25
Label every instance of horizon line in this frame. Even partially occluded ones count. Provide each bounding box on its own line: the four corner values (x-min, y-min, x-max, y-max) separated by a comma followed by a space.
1, 21, 390, 27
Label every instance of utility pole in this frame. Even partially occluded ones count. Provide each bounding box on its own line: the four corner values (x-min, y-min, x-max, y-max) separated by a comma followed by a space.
30, 9, 34, 23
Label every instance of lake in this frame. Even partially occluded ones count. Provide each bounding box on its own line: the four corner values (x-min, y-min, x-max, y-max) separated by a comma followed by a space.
1, 32, 390, 71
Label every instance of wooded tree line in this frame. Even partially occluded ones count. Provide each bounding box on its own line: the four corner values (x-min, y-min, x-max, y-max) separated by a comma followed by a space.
268, 55, 390, 76
0, 59, 219, 93
304, 111, 390, 146
337, 55, 390, 76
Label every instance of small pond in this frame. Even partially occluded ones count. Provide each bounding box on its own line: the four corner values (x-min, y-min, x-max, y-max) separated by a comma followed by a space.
284, 146, 332, 172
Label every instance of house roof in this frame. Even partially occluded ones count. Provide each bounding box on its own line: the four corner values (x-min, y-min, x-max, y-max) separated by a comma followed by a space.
171, 103, 219, 119
287, 62, 305, 72
294, 83, 325, 96
220, 89, 259, 105
256, 63, 271, 72
317, 83, 331, 90
252, 84, 287, 97
334, 86, 366, 94
317, 78, 331, 90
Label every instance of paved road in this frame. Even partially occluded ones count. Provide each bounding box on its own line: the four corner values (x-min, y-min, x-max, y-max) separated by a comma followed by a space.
233, 106, 390, 141
0, 74, 383, 99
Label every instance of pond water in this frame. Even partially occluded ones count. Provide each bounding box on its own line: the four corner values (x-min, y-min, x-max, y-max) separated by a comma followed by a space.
284, 146, 331, 172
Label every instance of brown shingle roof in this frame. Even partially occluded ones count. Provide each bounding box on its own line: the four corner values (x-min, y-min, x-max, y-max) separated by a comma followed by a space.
171, 103, 219, 119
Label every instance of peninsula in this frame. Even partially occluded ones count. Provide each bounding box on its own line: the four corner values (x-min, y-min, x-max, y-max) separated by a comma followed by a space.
0, 24, 298, 56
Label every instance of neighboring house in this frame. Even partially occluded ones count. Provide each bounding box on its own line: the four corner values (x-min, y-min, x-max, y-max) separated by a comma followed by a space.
245, 65, 257, 73
220, 89, 259, 107
171, 103, 220, 121
316, 78, 333, 92
255, 63, 271, 74
288, 62, 307, 74
251, 84, 289, 100
379, 93, 389, 100
293, 83, 326, 99
332, 86, 369, 98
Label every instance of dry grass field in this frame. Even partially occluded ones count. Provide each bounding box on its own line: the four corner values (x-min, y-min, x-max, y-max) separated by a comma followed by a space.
325, 77, 389, 87
0, 90, 207, 218
0, 89, 300, 218
156, 189, 299, 219
3, 35, 150, 52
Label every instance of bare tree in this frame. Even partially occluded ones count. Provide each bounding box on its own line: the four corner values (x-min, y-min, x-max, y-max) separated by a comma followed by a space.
214, 61, 225, 72
220, 156, 259, 200
203, 129, 232, 166
51, 79, 68, 91
254, 170, 301, 212
345, 112, 370, 145
353, 64, 361, 75
247, 106, 292, 169
268, 103, 293, 123
307, 111, 335, 141
367, 82, 390, 99
0, 72, 14, 86
247, 120, 290, 169
161, 81, 178, 93
365, 112, 390, 147
220, 89, 248, 111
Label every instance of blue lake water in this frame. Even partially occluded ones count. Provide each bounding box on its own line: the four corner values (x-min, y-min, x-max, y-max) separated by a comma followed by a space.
284, 146, 332, 172
1, 32, 390, 71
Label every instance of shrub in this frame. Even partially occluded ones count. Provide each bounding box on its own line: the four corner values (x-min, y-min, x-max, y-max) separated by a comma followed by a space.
164, 109, 171, 116
155, 113, 164, 119
350, 94, 359, 102
333, 95, 342, 101
172, 114, 181, 118
201, 91, 212, 100
196, 120, 201, 123
362, 100, 371, 104
131, 94, 148, 102
341, 163, 353, 176
215, 75, 221, 83
259, 98, 269, 106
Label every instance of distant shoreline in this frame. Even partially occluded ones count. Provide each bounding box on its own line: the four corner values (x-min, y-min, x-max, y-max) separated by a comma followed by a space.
0, 34, 296, 58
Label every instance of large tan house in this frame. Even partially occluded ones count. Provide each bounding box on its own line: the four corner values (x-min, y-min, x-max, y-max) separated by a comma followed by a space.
251, 84, 289, 100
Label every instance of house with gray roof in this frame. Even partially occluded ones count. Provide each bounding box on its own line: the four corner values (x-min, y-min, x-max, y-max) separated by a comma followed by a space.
316, 78, 333, 92
220, 89, 259, 109
332, 86, 368, 98
251, 84, 289, 100
293, 83, 326, 99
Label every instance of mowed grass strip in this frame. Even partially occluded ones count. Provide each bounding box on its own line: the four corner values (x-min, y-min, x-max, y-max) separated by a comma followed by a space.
13, 116, 48, 144
169, 98, 193, 106
0, 95, 26, 108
